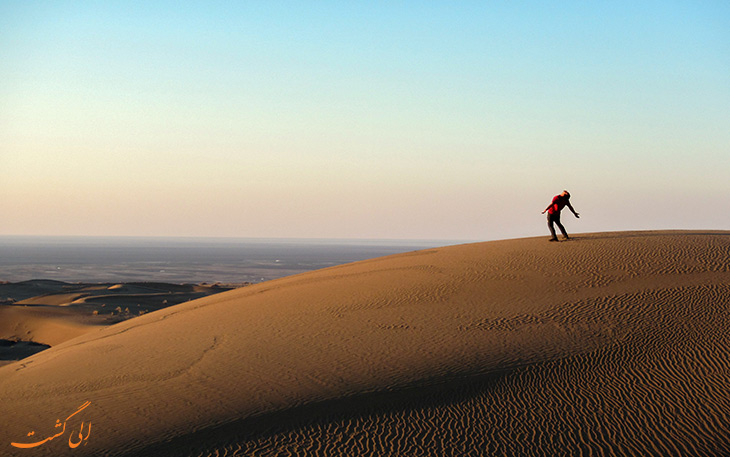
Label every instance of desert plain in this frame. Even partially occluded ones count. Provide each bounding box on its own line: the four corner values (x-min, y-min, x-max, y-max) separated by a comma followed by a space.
1, 230, 729, 456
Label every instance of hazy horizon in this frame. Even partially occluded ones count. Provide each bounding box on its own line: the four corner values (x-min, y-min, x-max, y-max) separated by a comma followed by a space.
2, 2, 728, 240
0, 235, 451, 283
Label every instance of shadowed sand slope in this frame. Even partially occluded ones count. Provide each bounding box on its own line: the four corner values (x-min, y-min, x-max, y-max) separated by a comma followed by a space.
1, 231, 729, 456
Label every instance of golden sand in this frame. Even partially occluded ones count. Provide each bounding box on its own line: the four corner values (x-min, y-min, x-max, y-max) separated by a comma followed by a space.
1, 231, 729, 456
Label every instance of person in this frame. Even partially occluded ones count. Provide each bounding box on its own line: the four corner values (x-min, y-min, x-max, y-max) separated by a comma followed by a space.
542, 190, 579, 241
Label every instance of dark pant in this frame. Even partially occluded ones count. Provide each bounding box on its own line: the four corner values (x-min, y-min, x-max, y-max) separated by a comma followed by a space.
547, 212, 568, 240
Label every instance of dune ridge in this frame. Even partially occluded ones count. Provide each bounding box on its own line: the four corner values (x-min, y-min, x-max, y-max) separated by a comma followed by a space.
1, 231, 729, 456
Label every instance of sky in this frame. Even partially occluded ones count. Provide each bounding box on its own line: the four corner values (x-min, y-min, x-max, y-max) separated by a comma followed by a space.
1, 1, 728, 241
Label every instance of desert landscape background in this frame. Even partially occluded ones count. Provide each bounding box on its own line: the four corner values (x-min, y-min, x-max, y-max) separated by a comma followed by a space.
0, 280, 239, 366
1, 230, 729, 456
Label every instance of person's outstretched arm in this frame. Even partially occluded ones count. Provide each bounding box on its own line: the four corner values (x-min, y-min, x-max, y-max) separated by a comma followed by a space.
567, 202, 580, 218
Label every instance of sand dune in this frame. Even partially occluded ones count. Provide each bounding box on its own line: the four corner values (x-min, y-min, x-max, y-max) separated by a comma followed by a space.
0, 281, 239, 365
0, 304, 98, 348
1, 231, 729, 456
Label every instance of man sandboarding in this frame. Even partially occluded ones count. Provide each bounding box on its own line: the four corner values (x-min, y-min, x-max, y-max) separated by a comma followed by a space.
542, 190, 580, 241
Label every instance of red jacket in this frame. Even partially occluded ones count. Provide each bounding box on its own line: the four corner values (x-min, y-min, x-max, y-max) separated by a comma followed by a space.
548, 195, 569, 215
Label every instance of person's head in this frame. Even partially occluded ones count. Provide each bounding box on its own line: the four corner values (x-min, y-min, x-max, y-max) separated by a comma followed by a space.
561, 190, 571, 198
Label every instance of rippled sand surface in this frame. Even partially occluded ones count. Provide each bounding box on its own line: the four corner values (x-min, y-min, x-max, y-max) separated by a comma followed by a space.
1, 231, 729, 456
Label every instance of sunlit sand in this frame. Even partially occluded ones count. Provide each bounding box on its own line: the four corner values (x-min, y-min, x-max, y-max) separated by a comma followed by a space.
1, 231, 729, 456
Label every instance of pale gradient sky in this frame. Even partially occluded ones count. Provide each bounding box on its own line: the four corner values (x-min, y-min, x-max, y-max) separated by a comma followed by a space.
1, 1, 728, 240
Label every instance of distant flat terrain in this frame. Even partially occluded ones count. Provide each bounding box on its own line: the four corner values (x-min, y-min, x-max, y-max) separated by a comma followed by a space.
0, 237, 445, 283
1, 231, 729, 456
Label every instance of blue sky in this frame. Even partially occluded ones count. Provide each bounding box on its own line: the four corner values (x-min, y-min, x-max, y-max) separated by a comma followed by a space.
1, 1, 728, 240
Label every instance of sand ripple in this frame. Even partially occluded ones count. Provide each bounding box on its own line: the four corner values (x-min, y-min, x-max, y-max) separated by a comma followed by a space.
198, 287, 730, 456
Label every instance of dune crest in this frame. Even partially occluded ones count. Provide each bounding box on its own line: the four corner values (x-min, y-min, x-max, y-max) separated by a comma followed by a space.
1, 231, 729, 456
